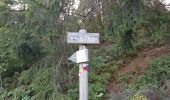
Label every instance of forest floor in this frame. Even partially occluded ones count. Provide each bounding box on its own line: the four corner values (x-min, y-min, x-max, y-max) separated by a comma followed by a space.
107, 45, 170, 94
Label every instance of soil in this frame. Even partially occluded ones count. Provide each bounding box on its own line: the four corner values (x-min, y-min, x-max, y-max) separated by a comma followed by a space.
107, 45, 170, 94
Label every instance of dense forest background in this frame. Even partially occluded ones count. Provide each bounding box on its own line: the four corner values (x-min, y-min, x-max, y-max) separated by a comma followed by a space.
0, 0, 170, 100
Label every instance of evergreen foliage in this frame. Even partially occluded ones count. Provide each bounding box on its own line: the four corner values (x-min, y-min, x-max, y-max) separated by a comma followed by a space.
0, 0, 170, 99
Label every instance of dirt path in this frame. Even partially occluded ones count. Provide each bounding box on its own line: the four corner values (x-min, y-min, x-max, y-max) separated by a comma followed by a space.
107, 45, 170, 93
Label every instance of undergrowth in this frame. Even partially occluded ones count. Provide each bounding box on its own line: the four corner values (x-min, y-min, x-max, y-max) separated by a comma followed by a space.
110, 56, 170, 100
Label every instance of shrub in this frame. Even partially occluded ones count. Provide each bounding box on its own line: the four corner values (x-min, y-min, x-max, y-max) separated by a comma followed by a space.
136, 56, 170, 89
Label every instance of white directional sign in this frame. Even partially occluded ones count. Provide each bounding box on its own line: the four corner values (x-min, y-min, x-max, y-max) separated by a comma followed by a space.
67, 32, 100, 44
68, 49, 89, 63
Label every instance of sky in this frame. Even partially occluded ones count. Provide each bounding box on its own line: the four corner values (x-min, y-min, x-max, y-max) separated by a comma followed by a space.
163, 0, 170, 4
11, 0, 170, 11
163, 0, 170, 10
73, 0, 170, 10
73, 0, 80, 9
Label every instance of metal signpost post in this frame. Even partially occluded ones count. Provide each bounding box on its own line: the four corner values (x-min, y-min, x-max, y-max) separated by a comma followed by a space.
67, 29, 100, 100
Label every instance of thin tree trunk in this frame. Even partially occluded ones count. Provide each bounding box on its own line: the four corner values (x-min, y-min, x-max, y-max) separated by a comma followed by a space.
0, 75, 2, 88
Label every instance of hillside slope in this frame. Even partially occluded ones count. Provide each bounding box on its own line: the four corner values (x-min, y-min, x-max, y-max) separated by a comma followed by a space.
108, 45, 170, 93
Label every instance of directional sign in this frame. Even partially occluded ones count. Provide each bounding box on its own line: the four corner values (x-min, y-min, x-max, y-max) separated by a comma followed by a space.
67, 32, 100, 44
68, 49, 89, 63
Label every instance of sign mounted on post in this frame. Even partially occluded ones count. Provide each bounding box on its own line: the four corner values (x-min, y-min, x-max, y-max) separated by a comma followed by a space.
67, 32, 100, 44
68, 49, 89, 63
67, 29, 100, 100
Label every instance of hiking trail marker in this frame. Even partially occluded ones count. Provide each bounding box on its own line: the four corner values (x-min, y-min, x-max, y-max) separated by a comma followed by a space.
67, 29, 100, 100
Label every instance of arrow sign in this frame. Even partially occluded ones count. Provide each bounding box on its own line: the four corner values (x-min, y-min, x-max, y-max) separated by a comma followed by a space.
68, 49, 89, 63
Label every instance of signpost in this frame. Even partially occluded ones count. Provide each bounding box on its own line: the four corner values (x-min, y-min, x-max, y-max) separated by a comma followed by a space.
67, 29, 100, 100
